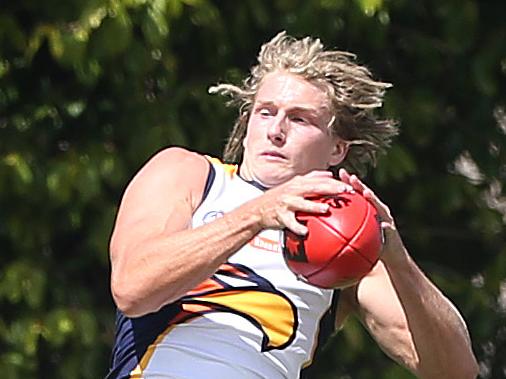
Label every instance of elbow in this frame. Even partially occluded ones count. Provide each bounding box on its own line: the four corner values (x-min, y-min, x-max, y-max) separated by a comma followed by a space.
460, 356, 479, 379
443, 362, 479, 379
446, 348, 480, 379
110, 272, 179, 318
111, 277, 152, 318
417, 353, 479, 379
109, 247, 157, 317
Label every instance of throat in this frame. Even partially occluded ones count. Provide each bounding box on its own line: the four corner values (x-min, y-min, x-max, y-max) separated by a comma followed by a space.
237, 166, 270, 191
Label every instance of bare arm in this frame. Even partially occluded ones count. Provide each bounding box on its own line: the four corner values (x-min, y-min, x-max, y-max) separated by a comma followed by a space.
110, 147, 349, 317
337, 169, 478, 379
110, 148, 262, 316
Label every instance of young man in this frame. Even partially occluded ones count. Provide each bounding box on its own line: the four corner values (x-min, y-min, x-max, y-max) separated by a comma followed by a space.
106, 32, 478, 378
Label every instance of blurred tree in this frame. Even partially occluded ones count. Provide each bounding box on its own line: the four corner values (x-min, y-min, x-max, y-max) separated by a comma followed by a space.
0, 0, 504, 378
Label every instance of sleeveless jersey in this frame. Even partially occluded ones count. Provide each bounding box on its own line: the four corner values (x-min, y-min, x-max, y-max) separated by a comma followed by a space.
106, 157, 339, 379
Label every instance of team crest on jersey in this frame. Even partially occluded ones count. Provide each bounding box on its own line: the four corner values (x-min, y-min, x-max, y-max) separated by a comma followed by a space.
167, 263, 298, 352
202, 210, 224, 224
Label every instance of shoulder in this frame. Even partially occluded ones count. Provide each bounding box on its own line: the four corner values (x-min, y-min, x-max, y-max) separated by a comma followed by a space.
125, 147, 211, 209
134, 147, 210, 185
143, 146, 209, 174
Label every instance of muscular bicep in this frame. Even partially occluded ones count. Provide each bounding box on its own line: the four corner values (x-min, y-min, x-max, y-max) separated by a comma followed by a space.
110, 148, 209, 266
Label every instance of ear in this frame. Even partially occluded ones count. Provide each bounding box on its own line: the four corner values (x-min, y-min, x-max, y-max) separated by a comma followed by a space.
328, 139, 349, 166
242, 112, 251, 149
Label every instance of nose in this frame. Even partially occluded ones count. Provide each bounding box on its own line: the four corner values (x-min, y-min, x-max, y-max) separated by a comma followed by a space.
267, 114, 287, 146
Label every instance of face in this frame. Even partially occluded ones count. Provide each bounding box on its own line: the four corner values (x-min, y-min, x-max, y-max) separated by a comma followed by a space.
240, 71, 347, 187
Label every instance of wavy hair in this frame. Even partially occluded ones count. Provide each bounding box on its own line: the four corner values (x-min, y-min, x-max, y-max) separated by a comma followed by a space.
209, 31, 398, 175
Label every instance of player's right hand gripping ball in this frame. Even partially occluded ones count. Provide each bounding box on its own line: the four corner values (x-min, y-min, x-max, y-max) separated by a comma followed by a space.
283, 192, 383, 289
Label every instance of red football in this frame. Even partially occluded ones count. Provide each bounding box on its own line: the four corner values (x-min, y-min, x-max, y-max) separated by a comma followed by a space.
283, 192, 383, 289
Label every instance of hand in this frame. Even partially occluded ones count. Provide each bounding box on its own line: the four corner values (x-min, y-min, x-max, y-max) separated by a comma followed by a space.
338, 168, 407, 265
254, 170, 352, 235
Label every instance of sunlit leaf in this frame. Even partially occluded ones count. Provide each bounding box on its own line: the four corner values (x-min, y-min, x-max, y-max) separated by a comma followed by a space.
3, 153, 33, 185
44, 309, 75, 347
356, 0, 383, 16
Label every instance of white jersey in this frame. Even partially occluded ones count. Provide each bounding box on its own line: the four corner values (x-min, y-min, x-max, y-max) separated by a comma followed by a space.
107, 157, 339, 379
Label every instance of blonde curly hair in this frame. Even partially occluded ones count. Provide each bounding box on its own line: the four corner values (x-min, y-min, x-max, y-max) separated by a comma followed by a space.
209, 31, 397, 175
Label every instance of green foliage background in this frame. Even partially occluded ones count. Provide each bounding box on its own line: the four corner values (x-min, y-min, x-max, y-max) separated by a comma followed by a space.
1, 0, 505, 378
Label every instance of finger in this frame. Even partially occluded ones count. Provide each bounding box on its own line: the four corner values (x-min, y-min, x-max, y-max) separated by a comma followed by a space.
381, 221, 396, 232
338, 168, 351, 183
314, 179, 353, 194
347, 175, 382, 209
348, 174, 368, 194
366, 192, 393, 221
305, 170, 334, 178
280, 212, 308, 236
293, 197, 331, 214
340, 174, 394, 222
339, 170, 366, 195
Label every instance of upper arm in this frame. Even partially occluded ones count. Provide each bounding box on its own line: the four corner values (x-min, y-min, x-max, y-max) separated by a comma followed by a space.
109, 147, 210, 269
337, 261, 418, 370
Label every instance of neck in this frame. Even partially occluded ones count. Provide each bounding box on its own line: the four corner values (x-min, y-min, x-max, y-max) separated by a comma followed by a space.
238, 164, 271, 191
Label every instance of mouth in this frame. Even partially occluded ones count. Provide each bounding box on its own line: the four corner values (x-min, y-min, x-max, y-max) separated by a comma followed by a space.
261, 150, 287, 160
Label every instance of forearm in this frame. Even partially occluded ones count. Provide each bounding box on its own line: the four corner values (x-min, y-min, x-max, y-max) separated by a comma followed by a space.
384, 250, 478, 379
111, 203, 263, 317
337, 170, 478, 378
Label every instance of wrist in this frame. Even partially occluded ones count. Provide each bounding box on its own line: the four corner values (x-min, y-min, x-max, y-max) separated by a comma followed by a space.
230, 201, 265, 235
380, 237, 410, 269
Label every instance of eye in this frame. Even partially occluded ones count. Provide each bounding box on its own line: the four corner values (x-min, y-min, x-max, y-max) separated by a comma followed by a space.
257, 107, 275, 117
290, 115, 310, 125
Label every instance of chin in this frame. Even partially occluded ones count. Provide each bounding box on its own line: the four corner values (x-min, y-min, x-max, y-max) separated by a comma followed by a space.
254, 172, 293, 188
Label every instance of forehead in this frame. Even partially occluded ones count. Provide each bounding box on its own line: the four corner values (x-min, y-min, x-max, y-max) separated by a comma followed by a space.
255, 71, 330, 111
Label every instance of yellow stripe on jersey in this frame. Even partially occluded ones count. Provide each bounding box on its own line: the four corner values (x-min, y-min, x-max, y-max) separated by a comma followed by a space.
129, 325, 178, 378
192, 290, 296, 350
205, 156, 238, 178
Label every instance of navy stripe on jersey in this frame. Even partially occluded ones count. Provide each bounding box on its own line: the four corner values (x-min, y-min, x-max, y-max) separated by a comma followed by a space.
200, 161, 216, 204
299, 289, 340, 379
105, 303, 180, 379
